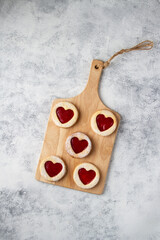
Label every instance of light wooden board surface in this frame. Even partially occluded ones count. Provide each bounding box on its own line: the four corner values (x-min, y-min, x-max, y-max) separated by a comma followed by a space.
35, 60, 120, 194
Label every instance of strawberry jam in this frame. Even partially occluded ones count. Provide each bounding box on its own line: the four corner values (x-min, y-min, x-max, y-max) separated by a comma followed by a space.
96, 114, 114, 131
78, 168, 96, 185
71, 137, 88, 154
56, 107, 74, 123
45, 161, 62, 177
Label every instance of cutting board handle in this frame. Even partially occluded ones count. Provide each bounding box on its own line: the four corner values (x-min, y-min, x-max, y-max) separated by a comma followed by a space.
84, 60, 104, 97
83, 40, 154, 98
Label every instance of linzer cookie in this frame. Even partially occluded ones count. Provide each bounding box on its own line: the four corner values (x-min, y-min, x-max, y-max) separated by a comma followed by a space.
65, 132, 92, 158
52, 102, 78, 128
91, 110, 117, 136
73, 163, 100, 189
40, 156, 66, 182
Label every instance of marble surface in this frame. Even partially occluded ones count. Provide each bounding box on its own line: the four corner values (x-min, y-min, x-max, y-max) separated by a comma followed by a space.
0, 0, 160, 239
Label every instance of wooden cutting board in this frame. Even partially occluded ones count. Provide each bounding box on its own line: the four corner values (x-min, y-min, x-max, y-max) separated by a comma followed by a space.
35, 59, 120, 194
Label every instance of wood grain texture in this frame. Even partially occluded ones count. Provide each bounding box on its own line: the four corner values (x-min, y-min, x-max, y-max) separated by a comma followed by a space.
35, 60, 120, 194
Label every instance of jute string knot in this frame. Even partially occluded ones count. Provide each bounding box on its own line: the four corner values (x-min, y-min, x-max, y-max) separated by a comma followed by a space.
98, 40, 153, 69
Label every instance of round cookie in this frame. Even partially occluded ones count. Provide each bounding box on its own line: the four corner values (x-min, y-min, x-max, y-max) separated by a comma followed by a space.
91, 110, 117, 136
73, 163, 100, 189
40, 156, 66, 182
65, 132, 92, 158
52, 102, 78, 128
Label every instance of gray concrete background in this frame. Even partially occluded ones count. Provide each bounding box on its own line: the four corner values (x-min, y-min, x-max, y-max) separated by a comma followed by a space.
0, 0, 160, 239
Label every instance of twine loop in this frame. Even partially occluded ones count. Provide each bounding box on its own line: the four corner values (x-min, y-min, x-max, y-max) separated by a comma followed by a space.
97, 40, 153, 69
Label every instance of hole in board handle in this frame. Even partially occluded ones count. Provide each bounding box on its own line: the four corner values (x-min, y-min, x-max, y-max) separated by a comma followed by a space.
95, 65, 99, 69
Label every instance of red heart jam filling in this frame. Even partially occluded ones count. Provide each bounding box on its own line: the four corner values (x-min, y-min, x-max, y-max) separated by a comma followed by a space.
71, 137, 88, 154
45, 161, 62, 177
56, 107, 74, 124
78, 168, 96, 185
96, 114, 114, 131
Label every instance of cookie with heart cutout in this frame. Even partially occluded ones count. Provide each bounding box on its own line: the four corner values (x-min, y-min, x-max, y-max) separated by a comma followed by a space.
65, 132, 92, 158
40, 156, 66, 181
91, 110, 117, 136
73, 163, 100, 189
52, 102, 78, 128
